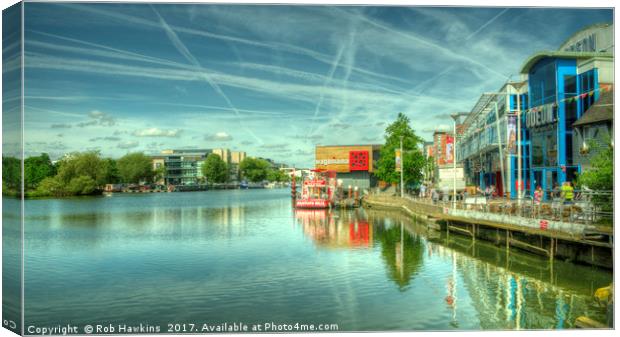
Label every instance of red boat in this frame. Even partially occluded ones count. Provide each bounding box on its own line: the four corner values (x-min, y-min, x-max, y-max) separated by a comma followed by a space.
294, 169, 336, 209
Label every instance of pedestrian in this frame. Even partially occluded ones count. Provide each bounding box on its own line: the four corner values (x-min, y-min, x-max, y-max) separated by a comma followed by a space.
431, 187, 439, 205
419, 184, 426, 199
552, 182, 560, 200
561, 181, 574, 204
534, 185, 543, 205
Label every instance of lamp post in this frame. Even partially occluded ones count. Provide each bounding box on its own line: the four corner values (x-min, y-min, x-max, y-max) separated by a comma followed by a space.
450, 113, 468, 209
400, 135, 404, 198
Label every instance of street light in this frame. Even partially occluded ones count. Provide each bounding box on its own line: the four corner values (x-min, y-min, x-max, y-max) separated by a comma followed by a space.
399, 135, 404, 198
450, 112, 469, 209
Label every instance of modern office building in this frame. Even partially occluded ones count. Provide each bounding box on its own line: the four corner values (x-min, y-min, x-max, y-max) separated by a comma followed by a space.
152, 149, 208, 185
314, 144, 382, 190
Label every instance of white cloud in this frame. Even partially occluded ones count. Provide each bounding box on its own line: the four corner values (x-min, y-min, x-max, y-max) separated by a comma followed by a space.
132, 128, 181, 137
204, 132, 233, 141
117, 140, 139, 149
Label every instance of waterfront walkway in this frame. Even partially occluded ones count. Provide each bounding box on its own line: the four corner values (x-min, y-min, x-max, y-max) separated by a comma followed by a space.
363, 194, 613, 268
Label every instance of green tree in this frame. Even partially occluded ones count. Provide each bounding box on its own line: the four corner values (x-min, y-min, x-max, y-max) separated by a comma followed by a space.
67, 176, 97, 195
576, 141, 613, 191
56, 151, 109, 187
375, 113, 426, 186
2, 156, 21, 193
24, 153, 56, 189
266, 169, 290, 183
116, 152, 154, 184
239, 157, 271, 182
201, 153, 229, 184
102, 158, 121, 184
35, 176, 67, 197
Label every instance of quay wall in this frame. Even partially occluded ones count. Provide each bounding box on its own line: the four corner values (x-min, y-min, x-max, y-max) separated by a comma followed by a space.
363, 195, 613, 269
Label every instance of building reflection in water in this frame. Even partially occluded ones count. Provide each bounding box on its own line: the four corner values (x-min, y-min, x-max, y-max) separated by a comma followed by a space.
294, 209, 372, 249
429, 240, 608, 329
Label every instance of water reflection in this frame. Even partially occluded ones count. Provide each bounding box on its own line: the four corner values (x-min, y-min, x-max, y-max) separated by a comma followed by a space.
294, 209, 372, 248
16, 191, 612, 330
296, 207, 611, 329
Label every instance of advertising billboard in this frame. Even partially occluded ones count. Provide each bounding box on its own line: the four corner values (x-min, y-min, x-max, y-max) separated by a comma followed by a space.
315, 145, 375, 173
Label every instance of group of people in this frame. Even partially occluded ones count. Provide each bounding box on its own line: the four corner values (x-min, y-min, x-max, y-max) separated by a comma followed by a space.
533, 181, 575, 205
418, 180, 576, 206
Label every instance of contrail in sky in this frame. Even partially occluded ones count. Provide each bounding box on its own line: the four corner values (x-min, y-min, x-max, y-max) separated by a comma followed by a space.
151, 6, 263, 144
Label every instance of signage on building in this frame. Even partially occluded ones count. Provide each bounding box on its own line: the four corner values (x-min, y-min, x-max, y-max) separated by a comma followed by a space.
507, 116, 517, 154
349, 151, 369, 171
526, 104, 556, 129
445, 136, 454, 164
563, 33, 597, 52
315, 145, 375, 173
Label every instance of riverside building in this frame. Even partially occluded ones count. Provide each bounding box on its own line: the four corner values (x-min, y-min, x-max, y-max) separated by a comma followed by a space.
456, 22, 613, 199
519, 23, 613, 197
314, 144, 382, 191
152, 148, 247, 185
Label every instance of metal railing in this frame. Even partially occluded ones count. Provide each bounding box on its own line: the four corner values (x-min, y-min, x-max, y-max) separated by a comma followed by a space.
400, 189, 612, 227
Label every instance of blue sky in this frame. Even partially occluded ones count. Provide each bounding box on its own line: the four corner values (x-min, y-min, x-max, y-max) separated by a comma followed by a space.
15, 3, 612, 166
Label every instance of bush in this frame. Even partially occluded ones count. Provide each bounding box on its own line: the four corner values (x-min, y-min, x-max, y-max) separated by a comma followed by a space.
68, 176, 97, 195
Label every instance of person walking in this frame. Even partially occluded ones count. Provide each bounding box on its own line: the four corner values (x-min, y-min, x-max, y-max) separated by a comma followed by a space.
419, 184, 426, 199
534, 185, 543, 218
431, 187, 439, 205
561, 181, 574, 204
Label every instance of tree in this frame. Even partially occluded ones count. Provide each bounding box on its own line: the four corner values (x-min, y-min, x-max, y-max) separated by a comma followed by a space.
102, 158, 121, 184
24, 153, 56, 189
375, 113, 426, 187
239, 157, 271, 182
56, 151, 109, 187
201, 153, 229, 184
576, 141, 613, 191
2, 156, 21, 193
116, 152, 154, 184
266, 169, 290, 183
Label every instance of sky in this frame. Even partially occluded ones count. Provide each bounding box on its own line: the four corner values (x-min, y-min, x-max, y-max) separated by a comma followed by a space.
7, 2, 613, 166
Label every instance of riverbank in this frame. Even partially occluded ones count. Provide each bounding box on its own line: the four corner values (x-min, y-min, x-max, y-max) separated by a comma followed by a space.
363, 194, 613, 269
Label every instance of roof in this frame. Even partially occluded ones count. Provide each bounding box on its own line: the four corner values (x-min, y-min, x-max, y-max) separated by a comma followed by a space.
572, 90, 614, 127
558, 23, 612, 49
519, 51, 612, 74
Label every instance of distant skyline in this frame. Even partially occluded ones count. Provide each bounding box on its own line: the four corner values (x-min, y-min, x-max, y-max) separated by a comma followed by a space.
5, 3, 613, 166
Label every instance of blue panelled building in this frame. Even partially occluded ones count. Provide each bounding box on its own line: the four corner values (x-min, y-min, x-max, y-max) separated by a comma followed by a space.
455, 23, 613, 199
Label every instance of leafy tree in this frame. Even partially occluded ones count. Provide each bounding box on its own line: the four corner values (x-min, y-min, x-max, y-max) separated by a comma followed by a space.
102, 158, 121, 184
201, 153, 229, 184
24, 153, 56, 189
2, 156, 21, 192
67, 176, 97, 195
267, 169, 290, 182
375, 113, 426, 187
153, 166, 166, 184
239, 157, 271, 182
116, 152, 154, 184
576, 140, 613, 191
56, 151, 109, 187
35, 176, 67, 197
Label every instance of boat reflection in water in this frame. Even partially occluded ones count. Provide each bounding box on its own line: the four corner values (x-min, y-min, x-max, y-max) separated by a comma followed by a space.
294, 209, 371, 248
294, 207, 611, 329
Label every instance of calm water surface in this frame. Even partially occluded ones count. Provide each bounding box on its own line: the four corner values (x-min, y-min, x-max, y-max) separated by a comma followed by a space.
11, 189, 612, 331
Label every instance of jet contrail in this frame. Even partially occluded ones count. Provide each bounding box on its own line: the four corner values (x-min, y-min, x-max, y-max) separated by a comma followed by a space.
465, 8, 510, 41
151, 6, 262, 143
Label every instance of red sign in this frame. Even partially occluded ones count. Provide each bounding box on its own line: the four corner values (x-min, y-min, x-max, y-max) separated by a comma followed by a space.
539, 220, 548, 230
349, 150, 369, 171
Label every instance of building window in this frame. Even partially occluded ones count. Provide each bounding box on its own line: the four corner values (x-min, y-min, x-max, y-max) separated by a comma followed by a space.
530, 59, 557, 107
545, 132, 557, 166
532, 133, 544, 166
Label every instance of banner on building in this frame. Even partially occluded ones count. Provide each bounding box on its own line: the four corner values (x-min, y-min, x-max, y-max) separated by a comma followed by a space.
507, 116, 517, 154
445, 136, 454, 164
395, 149, 402, 172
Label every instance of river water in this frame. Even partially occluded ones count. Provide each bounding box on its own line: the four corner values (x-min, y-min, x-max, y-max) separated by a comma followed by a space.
5, 189, 612, 331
